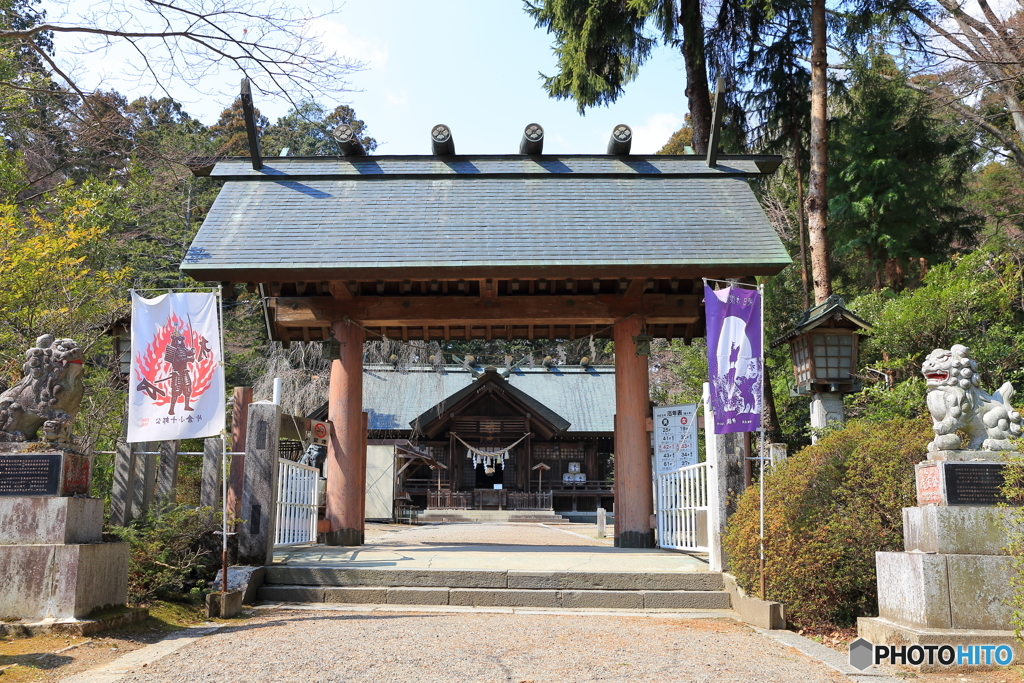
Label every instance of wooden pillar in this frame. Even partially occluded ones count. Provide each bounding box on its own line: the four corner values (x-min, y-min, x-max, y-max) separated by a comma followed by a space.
227, 454, 244, 529
231, 387, 252, 452
200, 437, 223, 508
450, 431, 458, 492
613, 317, 655, 548
324, 319, 365, 546
110, 438, 136, 526
155, 440, 181, 507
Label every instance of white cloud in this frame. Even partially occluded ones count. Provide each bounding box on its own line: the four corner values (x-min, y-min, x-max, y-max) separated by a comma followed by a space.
305, 18, 389, 70
386, 90, 408, 107
630, 112, 684, 154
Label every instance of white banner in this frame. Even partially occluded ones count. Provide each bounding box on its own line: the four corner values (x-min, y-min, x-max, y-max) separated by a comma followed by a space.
654, 404, 698, 474
128, 292, 225, 443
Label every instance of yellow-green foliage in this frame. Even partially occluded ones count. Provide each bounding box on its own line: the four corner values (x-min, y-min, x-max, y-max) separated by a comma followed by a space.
0, 181, 131, 379
723, 418, 931, 627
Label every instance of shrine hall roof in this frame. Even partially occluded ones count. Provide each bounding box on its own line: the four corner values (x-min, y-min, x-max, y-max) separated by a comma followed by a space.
180, 154, 791, 281
311, 364, 616, 435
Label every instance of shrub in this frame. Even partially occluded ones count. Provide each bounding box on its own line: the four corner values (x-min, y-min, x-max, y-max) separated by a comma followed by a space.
108, 504, 221, 605
723, 418, 931, 628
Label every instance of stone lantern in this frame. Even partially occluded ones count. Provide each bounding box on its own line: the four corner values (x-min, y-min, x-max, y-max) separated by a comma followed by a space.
773, 295, 871, 439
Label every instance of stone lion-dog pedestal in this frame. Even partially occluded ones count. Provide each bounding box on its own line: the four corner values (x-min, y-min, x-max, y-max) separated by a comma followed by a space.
0, 336, 130, 627
858, 345, 1022, 672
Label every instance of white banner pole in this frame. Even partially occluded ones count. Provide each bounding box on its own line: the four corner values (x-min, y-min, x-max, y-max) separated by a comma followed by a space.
217, 284, 229, 592
758, 282, 766, 599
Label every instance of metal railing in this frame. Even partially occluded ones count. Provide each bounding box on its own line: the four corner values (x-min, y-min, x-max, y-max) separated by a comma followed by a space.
656, 462, 710, 552
274, 458, 319, 547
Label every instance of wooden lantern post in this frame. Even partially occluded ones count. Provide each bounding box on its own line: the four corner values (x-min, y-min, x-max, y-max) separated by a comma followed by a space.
532, 462, 550, 494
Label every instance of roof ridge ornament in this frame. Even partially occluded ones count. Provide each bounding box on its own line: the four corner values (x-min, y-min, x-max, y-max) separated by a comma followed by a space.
431, 124, 455, 155
607, 124, 632, 155
521, 123, 544, 155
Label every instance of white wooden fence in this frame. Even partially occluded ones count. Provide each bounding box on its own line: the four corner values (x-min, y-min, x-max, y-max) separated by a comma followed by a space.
656, 462, 710, 552
274, 458, 319, 547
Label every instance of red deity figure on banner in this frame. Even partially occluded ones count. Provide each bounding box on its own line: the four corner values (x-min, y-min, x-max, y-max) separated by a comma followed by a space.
135, 315, 217, 416
164, 325, 195, 414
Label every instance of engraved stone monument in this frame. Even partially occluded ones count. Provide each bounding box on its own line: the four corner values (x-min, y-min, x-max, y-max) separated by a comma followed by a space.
858, 345, 1020, 671
0, 336, 129, 623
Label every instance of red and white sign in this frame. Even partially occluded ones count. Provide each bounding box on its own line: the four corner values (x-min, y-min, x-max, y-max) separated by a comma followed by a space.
310, 420, 330, 446
128, 292, 225, 443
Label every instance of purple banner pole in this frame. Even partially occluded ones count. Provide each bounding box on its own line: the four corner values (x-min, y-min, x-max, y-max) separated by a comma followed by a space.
705, 284, 763, 434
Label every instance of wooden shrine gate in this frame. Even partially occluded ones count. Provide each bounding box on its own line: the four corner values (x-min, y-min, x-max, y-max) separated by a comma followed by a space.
180, 82, 791, 548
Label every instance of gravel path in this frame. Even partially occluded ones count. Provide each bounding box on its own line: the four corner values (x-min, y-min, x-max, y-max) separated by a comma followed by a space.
116, 608, 851, 683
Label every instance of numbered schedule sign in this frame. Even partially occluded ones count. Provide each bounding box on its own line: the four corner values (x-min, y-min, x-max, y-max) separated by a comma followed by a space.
654, 404, 698, 474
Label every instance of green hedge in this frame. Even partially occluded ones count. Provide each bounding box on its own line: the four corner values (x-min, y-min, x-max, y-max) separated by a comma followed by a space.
722, 418, 931, 628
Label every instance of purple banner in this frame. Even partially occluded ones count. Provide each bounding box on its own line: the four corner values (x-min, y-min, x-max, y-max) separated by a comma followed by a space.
705, 284, 763, 434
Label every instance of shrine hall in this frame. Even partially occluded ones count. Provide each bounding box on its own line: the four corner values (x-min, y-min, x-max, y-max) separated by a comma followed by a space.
180, 90, 791, 548
309, 362, 617, 518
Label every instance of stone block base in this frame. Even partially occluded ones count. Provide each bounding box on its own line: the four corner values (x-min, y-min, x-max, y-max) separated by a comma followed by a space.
903, 505, 1011, 555
876, 551, 1013, 630
0, 496, 103, 545
0, 608, 148, 637
0, 542, 129, 619
206, 590, 245, 618
858, 616, 1021, 673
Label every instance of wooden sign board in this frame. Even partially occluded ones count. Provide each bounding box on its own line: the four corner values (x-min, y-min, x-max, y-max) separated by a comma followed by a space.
653, 404, 698, 474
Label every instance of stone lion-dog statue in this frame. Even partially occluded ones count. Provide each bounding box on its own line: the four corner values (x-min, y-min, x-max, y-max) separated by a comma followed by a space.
923, 344, 1021, 451
0, 335, 85, 444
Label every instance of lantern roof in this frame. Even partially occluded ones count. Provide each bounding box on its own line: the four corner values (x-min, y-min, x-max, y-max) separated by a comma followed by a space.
771, 295, 872, 348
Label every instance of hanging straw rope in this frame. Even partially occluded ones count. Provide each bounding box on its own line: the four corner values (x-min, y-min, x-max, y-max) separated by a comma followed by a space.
454, 433, 529, 459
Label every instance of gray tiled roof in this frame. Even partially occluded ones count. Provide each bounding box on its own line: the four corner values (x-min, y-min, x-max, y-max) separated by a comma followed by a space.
208, 154, 779, 178
181, 155, 790, 278
347, 364, 615, 434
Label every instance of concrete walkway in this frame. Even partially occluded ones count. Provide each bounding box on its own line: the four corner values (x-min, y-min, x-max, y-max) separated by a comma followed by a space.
273, 522, 710, 573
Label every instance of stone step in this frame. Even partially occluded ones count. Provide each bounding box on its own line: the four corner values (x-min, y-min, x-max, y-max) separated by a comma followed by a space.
416, 516, 570, 523
415, 511, 569, 523
264, 567, 724, 592
257, 585, 732, 610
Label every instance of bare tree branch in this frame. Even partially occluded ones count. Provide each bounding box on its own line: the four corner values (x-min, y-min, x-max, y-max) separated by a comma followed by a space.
1, 0, 365, 106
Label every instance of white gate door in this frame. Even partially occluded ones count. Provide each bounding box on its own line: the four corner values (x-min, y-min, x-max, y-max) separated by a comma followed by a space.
657, 462, 710, 552
275, 459, 319, 547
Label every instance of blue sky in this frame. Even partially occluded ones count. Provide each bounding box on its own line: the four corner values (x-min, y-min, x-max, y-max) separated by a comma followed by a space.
53, 1, 693, 154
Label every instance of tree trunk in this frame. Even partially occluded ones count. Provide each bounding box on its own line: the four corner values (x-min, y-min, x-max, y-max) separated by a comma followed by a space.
805, 0, 832, 305
764, 369, 782, 440
678, 0, 712, 154
792, 124, 810, 310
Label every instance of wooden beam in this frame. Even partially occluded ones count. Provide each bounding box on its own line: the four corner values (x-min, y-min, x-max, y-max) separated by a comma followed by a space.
239, 78, 263, 171
706, 77, 726, 169
272, 294, 700, 327
328, 281, 352, 299
481, 279, 496, 301
623, 278, 645, 298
